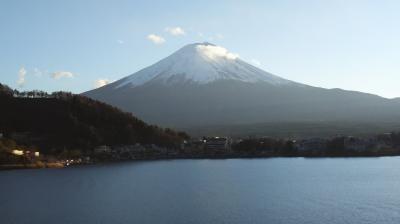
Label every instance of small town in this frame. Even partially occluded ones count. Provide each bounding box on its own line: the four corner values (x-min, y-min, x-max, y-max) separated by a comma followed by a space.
2, 131, 400, 170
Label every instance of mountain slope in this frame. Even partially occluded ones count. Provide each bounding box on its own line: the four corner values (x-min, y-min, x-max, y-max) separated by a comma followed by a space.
84, 43, 400, 132
114, 42, 295, 87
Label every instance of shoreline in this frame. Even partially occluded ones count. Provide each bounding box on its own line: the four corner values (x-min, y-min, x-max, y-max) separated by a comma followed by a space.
0, 162, 64, 171
2, 153, 400, 171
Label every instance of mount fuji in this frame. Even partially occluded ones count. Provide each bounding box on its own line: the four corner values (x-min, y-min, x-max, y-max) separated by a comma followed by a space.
84, 43, 400, 134
113, 42, 295, 87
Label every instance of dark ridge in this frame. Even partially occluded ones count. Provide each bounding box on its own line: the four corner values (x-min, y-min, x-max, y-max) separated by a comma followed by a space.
0, 83, 189, 154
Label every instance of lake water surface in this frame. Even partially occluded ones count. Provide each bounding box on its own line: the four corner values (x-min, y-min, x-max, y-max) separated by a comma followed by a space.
1, 158, 400, 224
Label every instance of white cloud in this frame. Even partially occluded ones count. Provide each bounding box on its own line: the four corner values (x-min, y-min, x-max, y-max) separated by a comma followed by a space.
17, 67, 27, 87
94, 78, 110, 88
51, 71, 74, 79
117, 39, 124, 44
215, 33, 224, 40
250, 59, 261, 66
165, 27, 185, 36
147, 34, 165, 44
196, 45, 239, 60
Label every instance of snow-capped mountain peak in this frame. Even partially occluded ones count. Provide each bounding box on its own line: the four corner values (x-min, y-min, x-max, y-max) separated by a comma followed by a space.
115, 42, 294, 88
84, 42, 400, 130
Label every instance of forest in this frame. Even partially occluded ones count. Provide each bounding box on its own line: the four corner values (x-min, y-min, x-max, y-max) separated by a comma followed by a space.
0, 83, 189, 156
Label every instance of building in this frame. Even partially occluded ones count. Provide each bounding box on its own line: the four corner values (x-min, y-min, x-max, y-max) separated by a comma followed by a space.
12, 149, 24, 156
94, 145, 112, 154
296, 138, 326, 151
344, 136, 369, 152
11, 149, 40, 160
205, 137, 230, 151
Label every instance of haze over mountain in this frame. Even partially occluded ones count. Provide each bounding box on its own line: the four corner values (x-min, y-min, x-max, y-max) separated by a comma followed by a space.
84, 43, 400, 134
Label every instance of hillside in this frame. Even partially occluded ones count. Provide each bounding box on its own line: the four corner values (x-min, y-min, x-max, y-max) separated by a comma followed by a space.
0, 83, 188, 154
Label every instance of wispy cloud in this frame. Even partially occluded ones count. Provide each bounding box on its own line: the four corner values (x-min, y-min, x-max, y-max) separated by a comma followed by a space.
17, 67, 27, 87
165, 27, 185, 36
250, 59, 261, 66
117, 39, 124, 44
94, 78, 110, 88
51, 71, 74, 79
147, 34, 165, 44
196, 45, 239, 60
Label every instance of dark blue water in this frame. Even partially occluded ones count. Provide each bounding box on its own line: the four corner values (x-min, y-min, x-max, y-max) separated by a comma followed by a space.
1, 158, 400, 224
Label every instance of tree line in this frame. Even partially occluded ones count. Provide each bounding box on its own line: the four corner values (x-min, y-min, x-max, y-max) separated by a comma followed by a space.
0, 83, 189, 156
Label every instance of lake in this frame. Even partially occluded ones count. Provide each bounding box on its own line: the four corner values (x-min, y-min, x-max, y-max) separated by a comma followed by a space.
1, 158, 400, 224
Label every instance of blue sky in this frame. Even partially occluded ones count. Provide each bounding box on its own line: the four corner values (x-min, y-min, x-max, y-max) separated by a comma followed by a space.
1, 0, 400, 98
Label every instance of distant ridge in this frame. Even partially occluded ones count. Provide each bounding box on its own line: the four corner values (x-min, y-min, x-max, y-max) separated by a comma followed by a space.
84, 43, 400, 134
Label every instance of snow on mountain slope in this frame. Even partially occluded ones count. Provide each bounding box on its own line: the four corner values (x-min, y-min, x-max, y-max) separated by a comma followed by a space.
115, 42, 294, 88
